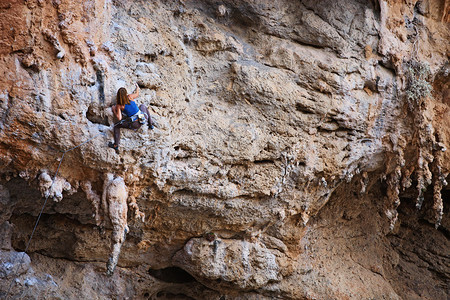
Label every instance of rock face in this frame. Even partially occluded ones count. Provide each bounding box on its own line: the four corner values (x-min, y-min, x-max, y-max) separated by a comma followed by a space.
0, 0, 449, 299
102, 173, 129, 275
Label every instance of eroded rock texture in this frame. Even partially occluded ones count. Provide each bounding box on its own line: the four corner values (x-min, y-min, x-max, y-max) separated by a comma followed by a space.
0, 0, 449, 299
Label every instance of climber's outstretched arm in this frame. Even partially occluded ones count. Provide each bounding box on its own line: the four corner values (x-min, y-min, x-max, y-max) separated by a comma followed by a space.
128, 83, 140, 100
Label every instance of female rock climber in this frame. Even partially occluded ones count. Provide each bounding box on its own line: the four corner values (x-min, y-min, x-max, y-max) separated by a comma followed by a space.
108, 83, 154, 151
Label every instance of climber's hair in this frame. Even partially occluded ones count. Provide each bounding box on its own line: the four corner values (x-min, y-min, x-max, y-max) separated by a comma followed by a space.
116, 87, 130, 106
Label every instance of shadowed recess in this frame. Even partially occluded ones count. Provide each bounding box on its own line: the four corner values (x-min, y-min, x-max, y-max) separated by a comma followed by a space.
148, 267, 197, 283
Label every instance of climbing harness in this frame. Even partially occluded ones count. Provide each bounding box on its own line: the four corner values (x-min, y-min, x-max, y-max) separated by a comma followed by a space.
4, 118, 128, 299
126, 109, 147, 125
138, 112, 147, 125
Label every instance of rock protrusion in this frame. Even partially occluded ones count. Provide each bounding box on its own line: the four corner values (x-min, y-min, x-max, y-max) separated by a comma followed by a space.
173, 237, 281, 291
0, 251, 31, 279
102, 173, 129, 275
42, 29, 66, 60
81, 181, 102, 226
38, 171, 74, 202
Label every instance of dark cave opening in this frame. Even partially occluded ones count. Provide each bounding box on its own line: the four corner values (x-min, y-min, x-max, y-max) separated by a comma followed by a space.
155, 291, 195, 300
148, 267, 196, 284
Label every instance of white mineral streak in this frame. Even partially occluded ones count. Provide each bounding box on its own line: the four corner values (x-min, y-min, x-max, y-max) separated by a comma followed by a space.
81, 181, 102, 226
38, 171, 73, 202
128, 196, 145, 222
102, 173, 129, 275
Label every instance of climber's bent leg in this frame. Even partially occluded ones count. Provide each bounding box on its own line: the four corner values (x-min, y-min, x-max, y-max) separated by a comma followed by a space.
113, 125, 121, 146
112, 120, 133, 147
139, 104, 154, 129
130, 120, 141, 130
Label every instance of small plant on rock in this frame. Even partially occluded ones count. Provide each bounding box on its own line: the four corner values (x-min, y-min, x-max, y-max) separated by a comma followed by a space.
405, 60, 432, 110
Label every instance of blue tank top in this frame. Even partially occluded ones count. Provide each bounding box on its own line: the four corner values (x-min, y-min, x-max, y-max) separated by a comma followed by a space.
123, 101, 139, 117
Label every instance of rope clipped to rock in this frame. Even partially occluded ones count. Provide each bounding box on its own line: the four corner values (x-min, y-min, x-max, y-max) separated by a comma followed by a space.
4, 118, 128, 299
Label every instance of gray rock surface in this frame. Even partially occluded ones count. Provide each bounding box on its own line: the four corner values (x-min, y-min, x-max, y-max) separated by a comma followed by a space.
0, 0, 448, 299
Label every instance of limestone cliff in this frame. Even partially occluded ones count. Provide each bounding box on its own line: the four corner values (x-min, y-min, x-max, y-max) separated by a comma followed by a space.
0, 0, 449, 299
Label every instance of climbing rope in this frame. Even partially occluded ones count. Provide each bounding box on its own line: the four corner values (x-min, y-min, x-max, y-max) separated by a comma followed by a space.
4, 118, 129, 299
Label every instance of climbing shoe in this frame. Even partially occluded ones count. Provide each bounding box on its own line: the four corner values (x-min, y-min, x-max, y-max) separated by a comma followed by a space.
148, 116, 155, 130
108, 142, 119, 152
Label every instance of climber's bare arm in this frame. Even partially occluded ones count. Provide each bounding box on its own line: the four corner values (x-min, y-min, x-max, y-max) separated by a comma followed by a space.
128, 83, 140, 100
112, 104, 123, 121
